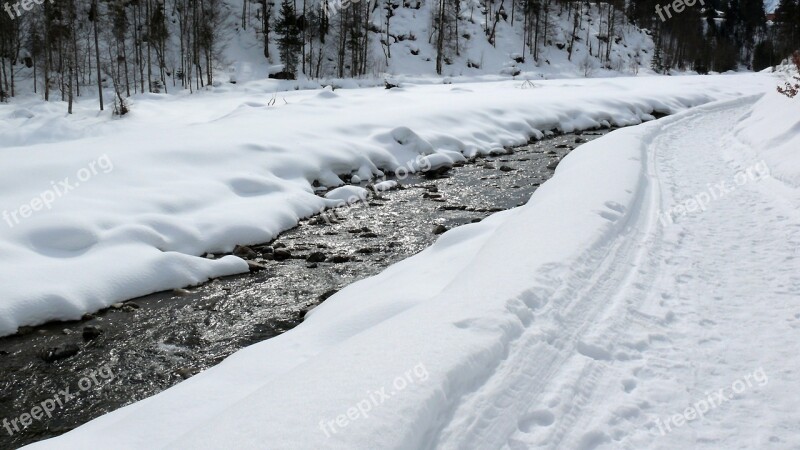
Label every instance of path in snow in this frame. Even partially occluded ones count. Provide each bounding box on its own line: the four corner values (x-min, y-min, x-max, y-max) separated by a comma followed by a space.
435, 100, 800, 449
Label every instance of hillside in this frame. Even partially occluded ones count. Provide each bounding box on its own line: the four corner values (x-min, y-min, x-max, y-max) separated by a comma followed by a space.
244, 0, 654, 80
2, 0, 653, 107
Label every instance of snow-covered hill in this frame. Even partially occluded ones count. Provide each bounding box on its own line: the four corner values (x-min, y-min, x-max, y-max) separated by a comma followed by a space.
365, 1, 652, 78
215, 0, 654, 82
175, 0, 654, 84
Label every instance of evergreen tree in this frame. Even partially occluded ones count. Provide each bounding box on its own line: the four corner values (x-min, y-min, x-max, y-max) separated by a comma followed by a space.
753, 40, 779, 71
775, 0, 800, 56
276, 0, 302, 77
651, 31, 664, 74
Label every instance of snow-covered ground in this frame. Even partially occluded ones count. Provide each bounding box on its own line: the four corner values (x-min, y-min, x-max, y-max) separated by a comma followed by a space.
187, 0, 656, 82
20, 73, 800, 448
0, 74, 775, 337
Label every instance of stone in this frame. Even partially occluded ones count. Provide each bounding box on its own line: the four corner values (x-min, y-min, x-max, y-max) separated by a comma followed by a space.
42, 344, 80, 363
328, 255, 352, 264
233, 245, 258, 260
82, 325, 103, 341
307, 252, 327, 263
273, 249, 292, 261
175, 367, 199, 380
247, 260, 267, 272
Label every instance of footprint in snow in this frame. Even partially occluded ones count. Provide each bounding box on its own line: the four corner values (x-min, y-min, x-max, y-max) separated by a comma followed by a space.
518, 410, 555, 432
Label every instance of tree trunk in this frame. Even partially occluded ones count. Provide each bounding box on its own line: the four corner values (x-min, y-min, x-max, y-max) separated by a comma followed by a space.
435, 0, 445, 74
94, 0, 104, 110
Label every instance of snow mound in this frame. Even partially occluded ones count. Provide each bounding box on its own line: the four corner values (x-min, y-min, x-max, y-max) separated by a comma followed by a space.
324, 186, 370, 205
373, 180, 399, 192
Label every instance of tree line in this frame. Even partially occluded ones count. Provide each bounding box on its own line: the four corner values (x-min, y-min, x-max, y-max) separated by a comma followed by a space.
628, 0, 800, 73
1, 0, 796, 111
0, 0, 222, 111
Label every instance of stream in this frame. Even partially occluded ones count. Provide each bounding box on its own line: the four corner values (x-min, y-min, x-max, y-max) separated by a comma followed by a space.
0, 128, 611, 449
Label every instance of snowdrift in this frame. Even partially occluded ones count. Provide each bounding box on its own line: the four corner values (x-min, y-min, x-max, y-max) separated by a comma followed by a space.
732, 84, 800, 188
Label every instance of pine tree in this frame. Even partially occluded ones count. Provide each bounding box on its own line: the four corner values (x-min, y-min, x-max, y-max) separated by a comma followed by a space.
775, 0, 800, 56
651, 31, 664, 74
276, 0, 302, 77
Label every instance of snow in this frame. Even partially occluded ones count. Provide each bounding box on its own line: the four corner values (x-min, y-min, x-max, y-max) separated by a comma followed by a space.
369, 0, 654, 79
0, 74, 776, 337
373, 180, 399, 192
218, 0, 657, 82
23, 75, 800, 449
4, 0, 658, 111
732, 77, 800, 188
324, 186, 371, 205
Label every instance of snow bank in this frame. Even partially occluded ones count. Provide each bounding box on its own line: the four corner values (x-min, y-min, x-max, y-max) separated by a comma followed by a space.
24, 92, 776, 449
0, 74, 772, 337
324, 186, 370, 205
732, 80, 800, 188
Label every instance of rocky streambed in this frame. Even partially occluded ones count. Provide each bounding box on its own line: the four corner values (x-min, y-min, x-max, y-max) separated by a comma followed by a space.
0, 129, 610, 449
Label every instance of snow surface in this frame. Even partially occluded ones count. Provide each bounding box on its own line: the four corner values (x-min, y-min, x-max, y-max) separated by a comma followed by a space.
733, 70, 800, 187
191, 0, 657, 82
24, 76, 800, 449
0, 74, 776, 337
324, 185, 371, 205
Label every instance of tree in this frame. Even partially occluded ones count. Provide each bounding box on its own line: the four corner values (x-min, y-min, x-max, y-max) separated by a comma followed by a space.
651, 30, 664, 73
148, 1, 169, 92
276, 0, 301, 77
89, 0, 104, 110
753, 40, 779, 71
435, 0, 446, 73
774, 0, 800, 56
